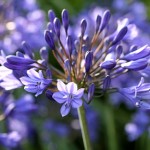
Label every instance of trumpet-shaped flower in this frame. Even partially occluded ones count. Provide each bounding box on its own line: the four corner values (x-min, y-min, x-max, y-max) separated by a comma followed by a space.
52, 80, 84, 117
20, 69, 51, 97
119, 77, 150, 109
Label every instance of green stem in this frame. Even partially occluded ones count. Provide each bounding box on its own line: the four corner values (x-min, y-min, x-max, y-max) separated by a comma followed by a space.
77, 105, 92, 150
103, 104, 118, 150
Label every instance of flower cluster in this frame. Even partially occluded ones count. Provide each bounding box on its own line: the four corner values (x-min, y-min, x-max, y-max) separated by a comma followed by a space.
1, 8, 150, 117
1, 2, 150, 148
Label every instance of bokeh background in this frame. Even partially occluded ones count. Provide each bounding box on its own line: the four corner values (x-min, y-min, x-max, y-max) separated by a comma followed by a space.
1, 0, 150, 150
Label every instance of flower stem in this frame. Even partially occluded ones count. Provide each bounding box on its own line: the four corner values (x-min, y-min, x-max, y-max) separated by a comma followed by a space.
77, 105, 92, 150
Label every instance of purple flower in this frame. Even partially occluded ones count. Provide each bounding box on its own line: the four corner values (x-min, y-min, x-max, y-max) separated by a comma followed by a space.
20, 69, 51, 97
0, 67, 22, 90
4, 94, 37, 117
0, 131, 22, 148
125, 111, 149, 141
119, 77, 150, 109
52, 80, 84, 117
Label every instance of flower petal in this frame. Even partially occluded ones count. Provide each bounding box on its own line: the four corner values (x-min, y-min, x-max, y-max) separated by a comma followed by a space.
20, 77, 37, 85
52, 92, 67, 103
24, 85, 37, 93
38, 70, 44, 79
27, 69, 41, 80
35, 89, 44, 97
57, 80, 66, 92
72, 98, 82, 108
66, 82, 77, 94
60, 103, 71, 117
74, 88, 84, 99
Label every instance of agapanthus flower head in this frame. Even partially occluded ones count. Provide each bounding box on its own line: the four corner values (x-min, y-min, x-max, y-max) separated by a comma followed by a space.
43, 9, 150, 111
3, 8, 150, 119
52, 80, 84, 117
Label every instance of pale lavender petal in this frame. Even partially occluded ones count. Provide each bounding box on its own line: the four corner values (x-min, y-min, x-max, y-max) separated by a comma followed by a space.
57, 80, 66, 92
0, 66, 12, 80
74, 88, 84, 99
66, 82, 77, 94
20, 76, 38, 85
52, 92, 67, 103
35, 89, 43, 97
27, 69, 40, 79
24, 85, 37, 93
60, 103, 71, 117
38, 70, 44, 79
0, 75, 22, 90
138, 101, 150, 109
72, 98, 82, 108
42, 79, 52, 86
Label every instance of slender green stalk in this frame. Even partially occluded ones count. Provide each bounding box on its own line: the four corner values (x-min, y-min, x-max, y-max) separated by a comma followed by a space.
103, 104, 118, 150
77, 105, 92, 150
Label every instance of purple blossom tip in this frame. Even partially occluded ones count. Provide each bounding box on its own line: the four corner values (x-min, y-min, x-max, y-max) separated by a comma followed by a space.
103, 75, 111, 91
112, 26, 128, 45
81, 19, 87, 36
53, 18, 61, 38
96, 15, 101, 33
62, 9, 69, 33
85, 51, 93, 72
21, 41, 34, 58
100, 10, 111, 32
116, 45, 123, 58
48, 10, 56, 22
44, 30, 55, 50
6, 55, 35, 65
100, 60, 116, 70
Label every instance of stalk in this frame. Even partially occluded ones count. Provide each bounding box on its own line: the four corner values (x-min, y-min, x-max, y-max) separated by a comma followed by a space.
77, 105, 92, 150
